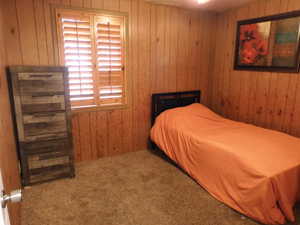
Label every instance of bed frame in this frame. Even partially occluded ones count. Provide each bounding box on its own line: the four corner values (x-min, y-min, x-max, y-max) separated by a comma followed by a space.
150, 90, 201, 159
151, 90, 201, 125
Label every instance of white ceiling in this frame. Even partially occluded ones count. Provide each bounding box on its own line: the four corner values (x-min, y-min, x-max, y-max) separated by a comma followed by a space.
145, 0, 254, 12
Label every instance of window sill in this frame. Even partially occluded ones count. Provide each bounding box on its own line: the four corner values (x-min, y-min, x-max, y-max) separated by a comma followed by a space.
71, 104, 129, 115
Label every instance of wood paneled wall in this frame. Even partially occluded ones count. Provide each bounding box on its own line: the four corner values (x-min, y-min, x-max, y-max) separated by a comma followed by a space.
3, 0, 217, 161
0, 0, 21, 224
210, 0, 300, 138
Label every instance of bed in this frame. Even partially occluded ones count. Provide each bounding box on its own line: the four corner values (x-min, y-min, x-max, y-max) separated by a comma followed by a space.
150, 91, 300, 225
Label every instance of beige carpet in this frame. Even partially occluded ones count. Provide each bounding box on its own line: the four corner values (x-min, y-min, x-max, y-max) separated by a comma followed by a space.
22, 150, 300, 225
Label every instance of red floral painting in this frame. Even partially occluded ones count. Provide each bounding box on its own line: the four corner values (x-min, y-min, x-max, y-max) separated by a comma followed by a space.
238, 22, 271, 66
235, 13, 300, 72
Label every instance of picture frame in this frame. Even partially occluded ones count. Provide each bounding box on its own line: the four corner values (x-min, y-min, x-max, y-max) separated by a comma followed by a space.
234, 10, 300, 73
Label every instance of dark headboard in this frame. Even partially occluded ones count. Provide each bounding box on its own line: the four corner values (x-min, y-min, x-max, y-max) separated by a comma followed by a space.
151, 90, 201, 125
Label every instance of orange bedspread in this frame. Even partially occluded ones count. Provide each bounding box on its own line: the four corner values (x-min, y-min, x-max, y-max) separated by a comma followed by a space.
150, 103, 300, 225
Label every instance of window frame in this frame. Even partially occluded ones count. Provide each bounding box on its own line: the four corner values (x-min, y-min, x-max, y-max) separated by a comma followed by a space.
54, 6, 130, 113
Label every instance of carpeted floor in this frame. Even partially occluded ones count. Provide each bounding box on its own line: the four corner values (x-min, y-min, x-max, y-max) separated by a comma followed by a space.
22, 150, 300, 225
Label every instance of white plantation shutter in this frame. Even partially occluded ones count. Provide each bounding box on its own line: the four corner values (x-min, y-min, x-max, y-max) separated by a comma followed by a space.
59, 14, 96, 108
95, 16, 125, 105
56, 9, 127, 109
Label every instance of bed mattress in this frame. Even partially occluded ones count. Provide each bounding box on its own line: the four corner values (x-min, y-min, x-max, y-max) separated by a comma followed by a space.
150, 103, 300, 224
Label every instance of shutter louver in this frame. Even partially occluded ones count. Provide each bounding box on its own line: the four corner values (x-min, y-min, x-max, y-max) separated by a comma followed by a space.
95, 16, 125, 105
57, 10, 127, 109
61, 16, 96, 108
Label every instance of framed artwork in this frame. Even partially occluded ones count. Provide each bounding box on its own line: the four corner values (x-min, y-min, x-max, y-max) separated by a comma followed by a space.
234, 11, 300, 72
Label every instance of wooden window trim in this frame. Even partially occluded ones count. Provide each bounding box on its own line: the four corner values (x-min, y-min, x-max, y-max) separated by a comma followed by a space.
53, 6, 130, 113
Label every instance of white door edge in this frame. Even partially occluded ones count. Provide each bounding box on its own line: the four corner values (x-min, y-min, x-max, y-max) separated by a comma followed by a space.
0, 171, 11, 225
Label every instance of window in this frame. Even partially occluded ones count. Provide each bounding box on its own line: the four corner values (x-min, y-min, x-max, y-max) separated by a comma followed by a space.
56, 9, 128, 109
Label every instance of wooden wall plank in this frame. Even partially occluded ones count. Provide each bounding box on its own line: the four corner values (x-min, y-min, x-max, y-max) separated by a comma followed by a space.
2, 0, 23, 65
103, 0, 120, 11
71, 115, 82, 161
108, 111, 123, 156
163, 7, 172, 92
287, 0, 300, 11
91, 0, 103, 9
95, 111, 109, 157
150, 4, 158, 94
187, 12, 199, 91
252, 72, 270, 127
70, 0, 83, 7
281, 75, 298, 133
206, 14, 217, 107
78, 113, 92, 160
47, 0, 64, 65
227, 11, 240, 120
89, 112, 98, 159
154, 5, 166, 93
44, 0, 57, 65
121, 109, 133, 153
200, 14, 215, 105
222, 11, 235, 118
199, 14, 207, 104
210, 14, 223, 112
196, 14, 204, 95
16, 0, 39, 65
120, 0, 130, 13
215, 14, 227, 116
264, 74, 278, 128
270, 75, 290, 130
176, 9, 190, 92
184, 11, 193, 91
34, 0, 49, 65
83, 0, 92, 8
61, 0, 71, 6
168, 7, 179, 93
134, 0, 151, 150
290, 81, 300, 136
131, 0, 140, 151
